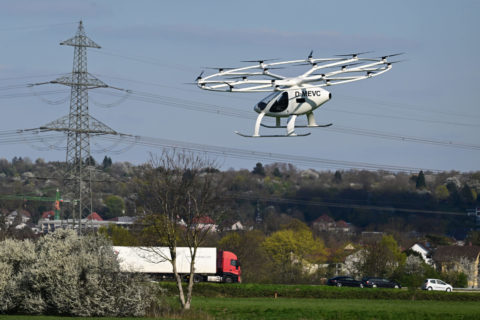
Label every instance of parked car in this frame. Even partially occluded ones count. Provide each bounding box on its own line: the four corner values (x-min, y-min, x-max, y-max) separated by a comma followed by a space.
327, 276, 363, 288
421, 279, 453, 292
361, 277, 401, 289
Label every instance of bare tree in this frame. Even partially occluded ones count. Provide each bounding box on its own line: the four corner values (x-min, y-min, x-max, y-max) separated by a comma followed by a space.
137, 150, 226, 310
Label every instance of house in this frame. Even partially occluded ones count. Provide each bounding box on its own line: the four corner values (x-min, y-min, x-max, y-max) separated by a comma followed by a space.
6, 210, 31, 226
192, 216, 217, 232
312, 214, 335, 231
344, 243, 356, 251
86, 212, 103, 221
342, 249, 366, 277
230, 221, 245, 231
312, 215, 355, 233
335, 220, 354, 233
432, 245, 480, 288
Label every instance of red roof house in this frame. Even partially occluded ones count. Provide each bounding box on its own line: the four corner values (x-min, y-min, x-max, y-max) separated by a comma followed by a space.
86, 212, 103, 221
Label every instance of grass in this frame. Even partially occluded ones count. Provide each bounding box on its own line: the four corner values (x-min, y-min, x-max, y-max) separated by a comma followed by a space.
1, 297, 479, 320
0, 317, 146, 320
193, 297, 480, 320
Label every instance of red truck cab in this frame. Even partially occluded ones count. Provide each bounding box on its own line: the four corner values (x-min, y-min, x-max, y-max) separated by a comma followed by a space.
217, 250, 241, 283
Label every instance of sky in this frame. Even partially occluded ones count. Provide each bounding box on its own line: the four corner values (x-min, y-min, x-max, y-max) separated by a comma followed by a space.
0, 0, 479, 173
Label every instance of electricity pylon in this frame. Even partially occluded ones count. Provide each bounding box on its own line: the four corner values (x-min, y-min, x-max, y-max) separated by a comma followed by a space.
32, 21, 123, 232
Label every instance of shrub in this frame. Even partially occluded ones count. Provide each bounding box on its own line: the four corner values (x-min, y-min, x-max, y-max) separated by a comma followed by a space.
159, 282, 480, 302
0, 230, 156, 316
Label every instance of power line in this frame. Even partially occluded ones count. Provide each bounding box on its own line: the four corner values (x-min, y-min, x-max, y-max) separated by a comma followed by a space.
1, 89, 479, 153
0, 129, 463, 172
92, 50, 198, 73
91, 89, 480, 151
89, 48, 479, 122
228, 194, 467, 217
96, 134, 440, 173
1, 73, 478, 148
325, 107, 479, 128
0, 73, 64, 82
337, 94, 480, 121
0, 89, 68, 99
327, 125, 480, 151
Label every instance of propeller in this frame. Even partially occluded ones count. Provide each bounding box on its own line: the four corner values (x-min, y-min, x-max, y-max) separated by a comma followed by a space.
336, 51, 373, 58
195, 71, 204, 81
241, 58, 278, 63
263, 67, 284, 71
205, 67, 235, 73
379, 53, 405, 60
294, 62, 317, 67
386, 60, 406, 66
359, 53, 406, 62
340, 62, 362, 70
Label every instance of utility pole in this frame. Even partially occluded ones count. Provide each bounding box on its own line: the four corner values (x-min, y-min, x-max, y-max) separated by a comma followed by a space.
32, 21, 123, 233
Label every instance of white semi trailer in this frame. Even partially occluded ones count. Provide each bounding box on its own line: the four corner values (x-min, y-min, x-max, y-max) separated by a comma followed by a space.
113, 246, 241, 283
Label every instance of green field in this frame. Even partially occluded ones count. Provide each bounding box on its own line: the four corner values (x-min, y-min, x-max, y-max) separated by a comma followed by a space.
1, 297, 479, 320
193, 297, 480, 320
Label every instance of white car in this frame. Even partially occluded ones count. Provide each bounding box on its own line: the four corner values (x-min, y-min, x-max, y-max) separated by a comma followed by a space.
422, 278, 453, 292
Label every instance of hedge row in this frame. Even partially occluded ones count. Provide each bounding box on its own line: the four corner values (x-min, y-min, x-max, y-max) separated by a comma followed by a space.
159, 282, 480, 302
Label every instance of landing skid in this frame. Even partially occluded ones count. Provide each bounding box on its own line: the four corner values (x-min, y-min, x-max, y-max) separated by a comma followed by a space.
261, 123, 333, 128
235, 131, 311, 138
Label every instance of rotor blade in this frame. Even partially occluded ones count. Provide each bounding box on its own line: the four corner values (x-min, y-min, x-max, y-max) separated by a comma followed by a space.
378, 52, 405, 59
386, 60, 407, 65
359, 53, 405, 62
241, 58, 279, 63
205, 67, 236, 72
195, 71, 204, 81
335, 51, 373, 57
339, 62, 362, 69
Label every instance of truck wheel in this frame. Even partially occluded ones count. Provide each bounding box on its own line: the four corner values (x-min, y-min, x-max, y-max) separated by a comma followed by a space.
359, 283, 364, 288
446, 288, 451, 292
372, 284, 377, 288
336, 282, 342, 287
427, 287, 433, 291
224, 276, 233, 283
194, 275, 203, 283
394, 285, 399, 289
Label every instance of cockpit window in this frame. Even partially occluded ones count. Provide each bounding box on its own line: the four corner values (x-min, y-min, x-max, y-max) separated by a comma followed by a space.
261, 92, 280, 103
270, 92, 289, 112
257, 92, 280, 111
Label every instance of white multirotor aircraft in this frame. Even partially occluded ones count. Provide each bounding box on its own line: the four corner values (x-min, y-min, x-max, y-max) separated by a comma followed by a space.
196, 51, 401, 137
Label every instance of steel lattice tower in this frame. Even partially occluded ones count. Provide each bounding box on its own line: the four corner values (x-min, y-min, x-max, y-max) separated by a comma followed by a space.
39, 21, 118, 231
